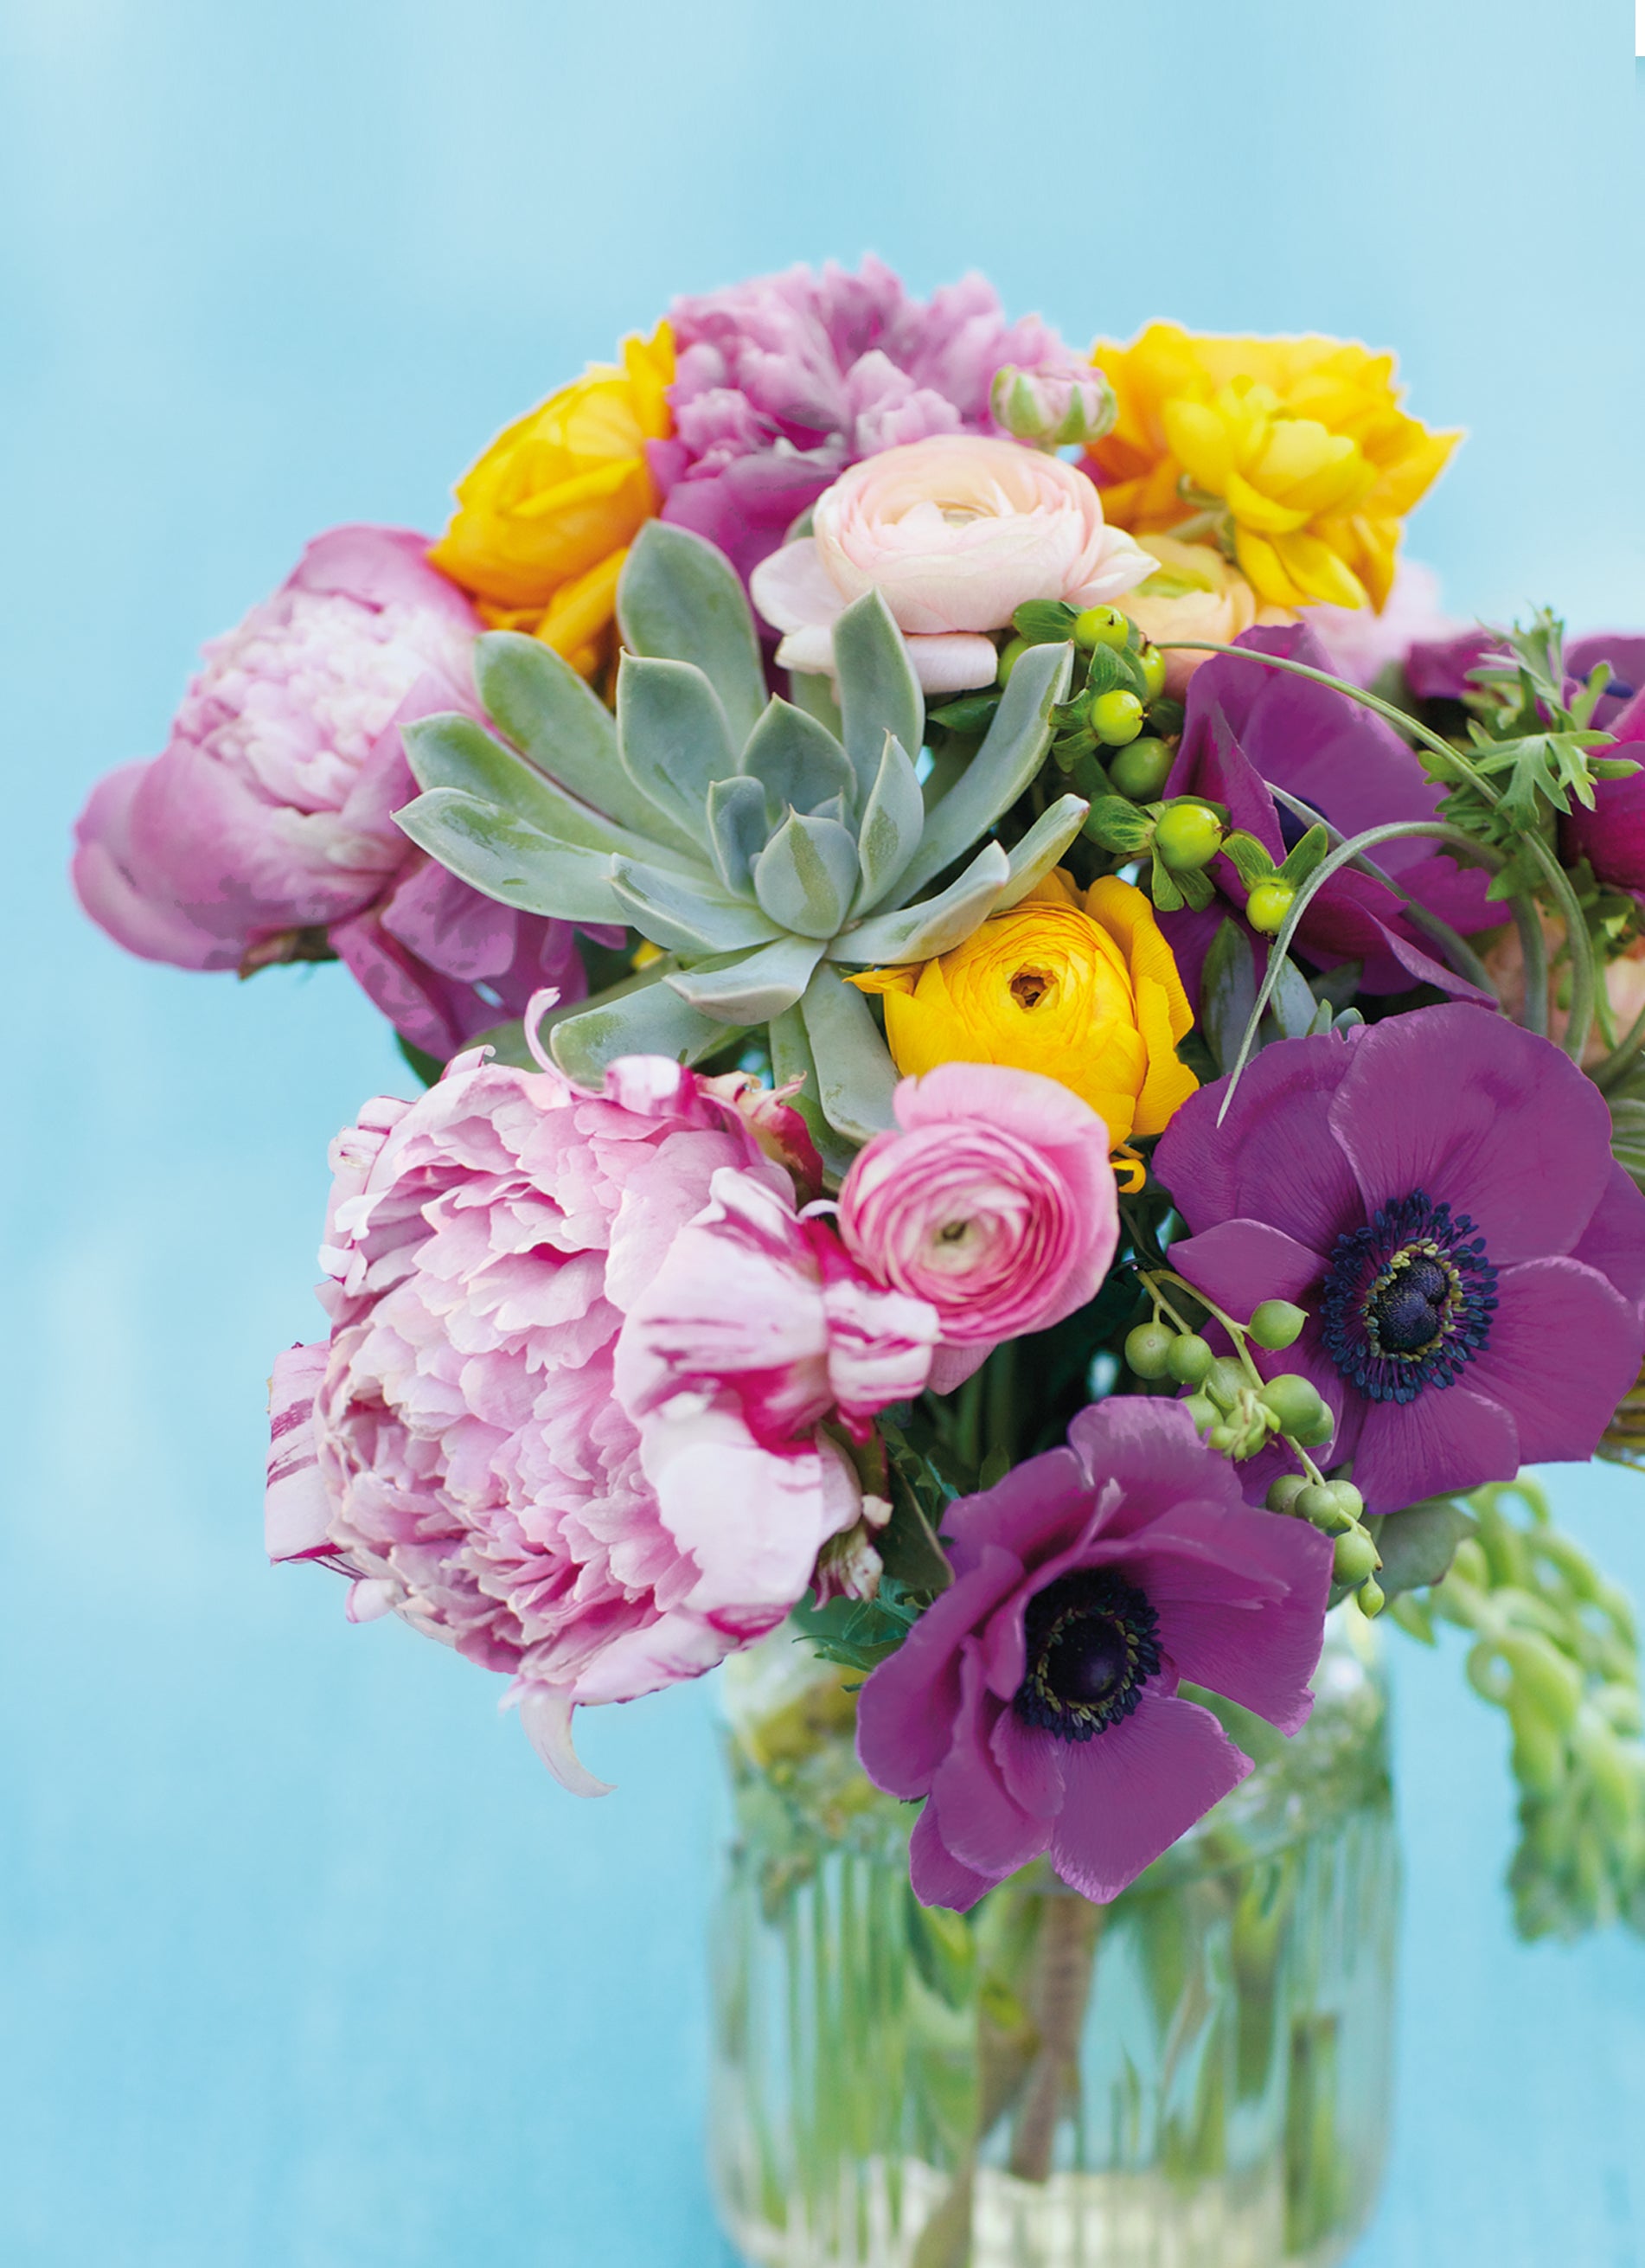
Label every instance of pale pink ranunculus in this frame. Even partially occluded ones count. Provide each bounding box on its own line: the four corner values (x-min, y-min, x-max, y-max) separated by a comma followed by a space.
837, 1063, 1120, 1393
750, 434, 1154, 695
71, 524, 589, 1059
266, 1044, 927, 1791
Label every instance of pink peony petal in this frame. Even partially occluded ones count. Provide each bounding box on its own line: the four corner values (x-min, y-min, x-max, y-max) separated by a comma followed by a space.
515, 1683, 614, 1798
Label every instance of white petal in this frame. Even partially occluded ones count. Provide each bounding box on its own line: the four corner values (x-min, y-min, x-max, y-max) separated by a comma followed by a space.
515, 1682, 614, 1798
908, 633, 1002, 695
749, 536, 848, 635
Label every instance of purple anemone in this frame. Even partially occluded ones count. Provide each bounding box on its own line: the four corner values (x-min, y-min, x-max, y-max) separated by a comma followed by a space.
1155, 1005, 1645, 1515
1407, 628, 1645, 731
1161, 626, 1495, 1008
855, 1399, 1332, 1912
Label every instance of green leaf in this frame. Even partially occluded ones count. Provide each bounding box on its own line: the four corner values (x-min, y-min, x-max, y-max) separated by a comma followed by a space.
1083, 795, 1155, 855
1220, 829, 1277, 891
830, 839, 1011, 965
664, 931, 828, 1022
1277, 822, 1332, 889
470, 631, 664, 841
995, 794, 1090, 907
927, 692, 1001, 736
704, 773, 771, 896
875, 1480, 954, 1598
768, 1003, 860, 1182
1200, 919, 1258, 1076
545, 968, 732, 1085
1148, 855, 1184, 912
616, 654, 739, 849
798, 962, 899, 1142
1012, 599, 1079, 644
784, 663, 845, 737
1266, 951, 1318, 1040
892, 640, 1073, 904
609, 860, 780, 955
833, 588, 924, 810
1366, 1498, 1479, 1600
750, 811, 861, 939
853, 733, 925, 913
739, 697, 857, 822
1174, 862, 1215, 912
616, 520, 765, 748
393, 788, 625, 923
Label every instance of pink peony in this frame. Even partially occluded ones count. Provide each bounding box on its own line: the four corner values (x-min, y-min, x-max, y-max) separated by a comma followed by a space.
71, 524, 588, 1059
837, 1065, 1119, 1392
266, 1041, 929, 1789
751, 436, 1153, 694
652, 259, 1076, 587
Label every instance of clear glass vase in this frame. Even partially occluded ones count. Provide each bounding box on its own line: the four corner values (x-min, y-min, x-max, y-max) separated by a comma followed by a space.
709, 1610, 1398, 2268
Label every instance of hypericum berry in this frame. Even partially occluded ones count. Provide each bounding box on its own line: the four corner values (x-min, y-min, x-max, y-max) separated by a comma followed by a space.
1182, 1393, 1218, 1435
997, 636, 1030, 685
1356, 1576, 1386, 1618
1108, 735, 1174, 801
1166, 1333, 1215, 1386
1137, 644, 1167, 700
1292, 1402, 1335, 1447
1258, 1373, 1326, 1436
1154, 801, 1223, 869
1266, 1474, 1309, 1515
1295, 1483, 1351, 1534
1324, 1478, 1365, 1523
1246, 877, 1296, 935
1124, 1322, 1176, 1379
1074, 605, 1130, 652
1090, 689, 1145, 746
1248, 1298, 1307, 1351
1333, 1526, 1381, 1586
1204, 1355, 1247, 1410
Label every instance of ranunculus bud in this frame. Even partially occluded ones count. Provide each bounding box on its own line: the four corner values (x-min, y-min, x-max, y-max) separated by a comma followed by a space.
989, 362, 1117, 449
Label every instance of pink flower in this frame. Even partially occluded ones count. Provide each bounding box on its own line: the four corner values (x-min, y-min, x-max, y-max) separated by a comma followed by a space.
266, 1047, 895, 1791
71, 524, 588, 1058
838, 1065, 1119, 1392
750, 436, 1153, 694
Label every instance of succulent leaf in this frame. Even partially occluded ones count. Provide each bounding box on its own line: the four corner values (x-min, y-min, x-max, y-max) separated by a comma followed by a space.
705, 774, 772, 896
832, 589, 925, 810
769, 1003, 861, 1182
799, 963, 899, 1142
470, 631, 664, 841
739, 698, 857, 823
994, 794, 1091, 907
617, 521, 766, 748
891, 640, 1072, 905
751, 811, 861, 940
609, 860, 782, 955
853, 733, 926, 914
394, 788, 626, 924
829, 839, 1012, 965
547, 965, 733, 1086
664, 932, 828, 1022
785, 666, 845, 738
617, 655, 740, 850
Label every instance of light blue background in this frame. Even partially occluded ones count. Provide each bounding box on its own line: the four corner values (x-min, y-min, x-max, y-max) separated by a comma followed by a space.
3, 1, 1644, 2261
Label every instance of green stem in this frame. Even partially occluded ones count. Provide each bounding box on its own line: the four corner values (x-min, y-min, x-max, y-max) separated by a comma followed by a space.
1593, 994, 1645, 1093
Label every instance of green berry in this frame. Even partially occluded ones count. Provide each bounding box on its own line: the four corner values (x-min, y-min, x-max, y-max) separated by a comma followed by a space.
1124, 1322, 1175, 1380
1295, 1483, 1347, 1534
1137, 644, 1167, 701
1204, 1355, 1247, 1411
1325, 1479, 1365, 1523
1333, 1526, 1381, 1586
1074, 605, 1130, 652
1209, 1422, 1239, 1453
1089, 689, 1145, 746
997, 636, 1030, 685
1266, 1474, 1309, 1515
1153, 800, 1223, 869
1166, 1333, 1215, 1386
1246, 877, 1296, 935
1356, 1577, 1386, 1618
1248, 1298, 1307, 1351
1182, 1393, 1218, 1435
1258, 1373, 1325, 1436
1293, 1402, 1335, 1447
1108, 735, 1174, 802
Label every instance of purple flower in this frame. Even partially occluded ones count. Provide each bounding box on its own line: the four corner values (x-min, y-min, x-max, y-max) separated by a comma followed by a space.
1154, 1005, 1645, 1515
1564, 683, 1645, 900
1407, 628, 1645, 731
855, 1399, 1332, 1912
1161, 626, 1495, 1006
650, 258, 1073, 586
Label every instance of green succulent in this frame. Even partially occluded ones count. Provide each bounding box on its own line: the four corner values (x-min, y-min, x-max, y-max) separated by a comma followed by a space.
395, 521, 1085, 1165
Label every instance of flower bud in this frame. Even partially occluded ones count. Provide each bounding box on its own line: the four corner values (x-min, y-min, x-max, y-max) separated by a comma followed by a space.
1247, 1298, 1307, 1350
1154, 801, 1224, 870
1356, 1577, 1386, 1618
1246, 877, 1296, 935
990, 362, 1117, 449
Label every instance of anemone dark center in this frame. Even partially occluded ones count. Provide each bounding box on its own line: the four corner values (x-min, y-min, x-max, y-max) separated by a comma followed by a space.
1321, 1188, 1498, 1406
1014, 1567, 1162, 1742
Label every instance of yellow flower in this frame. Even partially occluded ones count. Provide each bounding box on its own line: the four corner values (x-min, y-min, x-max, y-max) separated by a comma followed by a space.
428, 324, 675, 680
1085, 323, 1461, 613
848, 872, 1198, 1149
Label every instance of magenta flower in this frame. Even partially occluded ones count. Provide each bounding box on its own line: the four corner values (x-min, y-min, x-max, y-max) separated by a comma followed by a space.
1161, 626, 1495, 1007
71, 524, 589, 1059
855, 1399, 1332, 1912
837, 1064, 1118, 1392
650, 258, 1074, 586
266, 1047, 893, 1793
1564, 683, 1645, 900
1154, 1007, 1645, 1515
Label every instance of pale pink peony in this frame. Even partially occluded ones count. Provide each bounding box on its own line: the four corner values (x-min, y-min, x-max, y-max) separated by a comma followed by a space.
838, 1065, 1119, 1393
751, 435, 1154, 694
266, 1041, 931, 1789
72, 524, 589, 1058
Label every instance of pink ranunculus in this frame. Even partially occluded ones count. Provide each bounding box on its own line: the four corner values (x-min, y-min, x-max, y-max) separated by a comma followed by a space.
837, 1065, 1120, 1393
750, 435, 1154, 695
71, 524, 589, 1059
266, 1048, 894, 1789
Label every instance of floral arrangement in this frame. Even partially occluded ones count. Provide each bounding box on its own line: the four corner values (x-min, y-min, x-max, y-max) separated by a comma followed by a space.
76, 259, 1645, 1938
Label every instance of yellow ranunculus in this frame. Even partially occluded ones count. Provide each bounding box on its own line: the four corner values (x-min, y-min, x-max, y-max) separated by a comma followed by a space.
848, 871, 1198, 1150
1084, 324, 1461, 613
428, 324, 675, 680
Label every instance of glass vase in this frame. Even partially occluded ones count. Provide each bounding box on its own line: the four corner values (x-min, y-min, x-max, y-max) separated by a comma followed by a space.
709, 1610, 1398, 2268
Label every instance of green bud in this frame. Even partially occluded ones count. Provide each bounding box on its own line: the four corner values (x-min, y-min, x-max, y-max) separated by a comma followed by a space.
1089, 689, 1145, 746
1333, 1526, 1381, 1586
1356, 1576, 1386, 1618
996, 637, 1030, 686
1245, 877, 1296, 935
1204, 1355, 1248, 1411
1292, 1401, 1335, 1447
1258, 1373, 1325, 1436
1266, 1474, 1309, 1515
1324, 1478, 1364, 1523
1154, 800, 1224, 870
1182, 1392, 1218, 1436
1124, 1322, 1176, 1380
1137, 644, 1167, 701
1209, 1422, 1239, 1453
1073, 605, 1130, 652
1107, 735, 1174, 802
1166, 1332, 1215, 1386
1295, 1483, 1350, 1534
1247, 1298, 1307, 1351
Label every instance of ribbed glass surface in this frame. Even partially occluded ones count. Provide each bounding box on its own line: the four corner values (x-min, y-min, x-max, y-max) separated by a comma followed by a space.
711, 1614, 1398, 2268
